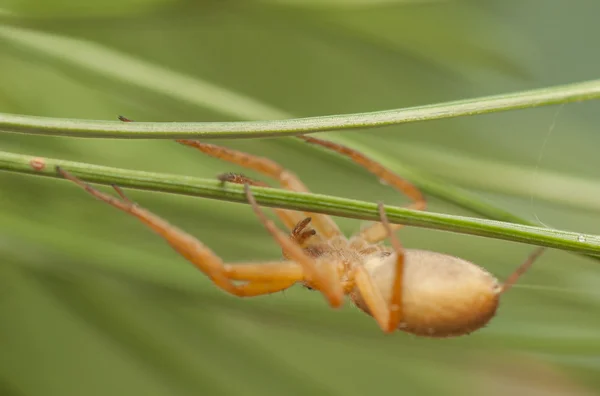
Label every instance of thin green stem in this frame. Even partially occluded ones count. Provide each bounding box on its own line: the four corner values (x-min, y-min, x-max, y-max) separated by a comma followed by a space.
2, 150, 599, 256
1, 79, 599, 139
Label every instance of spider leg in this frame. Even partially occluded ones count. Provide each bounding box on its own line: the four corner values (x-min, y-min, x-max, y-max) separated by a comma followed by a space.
56, 166, 304, 298
217, 172, 270, 187
244, 184, 344, 308
177, 139, 342, 239
216, 172, 322, 258
298, 135, 426, 243
354, 267, 395, 333
500, 247, 546, 294
115, 116, 338, 236
223, 261, 303, 281
229, 280, 298, 296
352, 203, 405, 333
377, 202, 404, 329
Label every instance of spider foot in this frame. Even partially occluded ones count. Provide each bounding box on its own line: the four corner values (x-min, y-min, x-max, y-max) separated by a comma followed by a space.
217, 172, 270, 187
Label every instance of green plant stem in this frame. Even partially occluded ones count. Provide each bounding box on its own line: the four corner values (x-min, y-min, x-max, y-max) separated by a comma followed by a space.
1, 79, 600, 139
2, 150, 599, 256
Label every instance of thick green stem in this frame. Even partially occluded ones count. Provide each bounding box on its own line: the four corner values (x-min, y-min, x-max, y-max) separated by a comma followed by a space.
2, 150, 599, 256
1, 79, 599, 139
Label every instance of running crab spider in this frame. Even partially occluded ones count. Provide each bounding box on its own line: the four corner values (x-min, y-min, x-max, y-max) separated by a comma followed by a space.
56, 133, 544, 338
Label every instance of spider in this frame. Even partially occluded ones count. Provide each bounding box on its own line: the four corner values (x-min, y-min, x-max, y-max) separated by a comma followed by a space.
56, 134, 544, 338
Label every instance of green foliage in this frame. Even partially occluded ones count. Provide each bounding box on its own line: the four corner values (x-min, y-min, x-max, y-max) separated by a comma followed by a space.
1, 1, 600, 395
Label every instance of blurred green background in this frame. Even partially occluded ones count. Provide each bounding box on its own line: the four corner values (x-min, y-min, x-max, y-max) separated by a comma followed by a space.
1, 1, 600, 395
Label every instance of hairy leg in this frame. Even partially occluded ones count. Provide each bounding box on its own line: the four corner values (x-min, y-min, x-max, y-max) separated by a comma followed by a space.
117, 115, 341, 238
57, 167, 304, 297
353, 202, 405, 333
244, 184, 344, 308
500, 247, 546, 294
298, 135, 426, 243
223, 261, 303, 281
177, 139, 342, 239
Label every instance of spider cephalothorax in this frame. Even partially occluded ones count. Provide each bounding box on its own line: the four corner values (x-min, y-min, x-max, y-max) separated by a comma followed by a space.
55, 129, 544, 337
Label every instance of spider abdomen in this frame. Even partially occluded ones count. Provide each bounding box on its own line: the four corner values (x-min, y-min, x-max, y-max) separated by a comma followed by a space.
351, 249, 502, 338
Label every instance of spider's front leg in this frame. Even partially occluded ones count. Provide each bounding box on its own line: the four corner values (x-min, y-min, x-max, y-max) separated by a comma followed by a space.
176, 139, 342, 239
56, 167, 304, 297
119, 116, 336, 236
298, 135, 426, 244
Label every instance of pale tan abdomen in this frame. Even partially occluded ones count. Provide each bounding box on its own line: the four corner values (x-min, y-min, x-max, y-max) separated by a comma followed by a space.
351, 249, 501, 338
